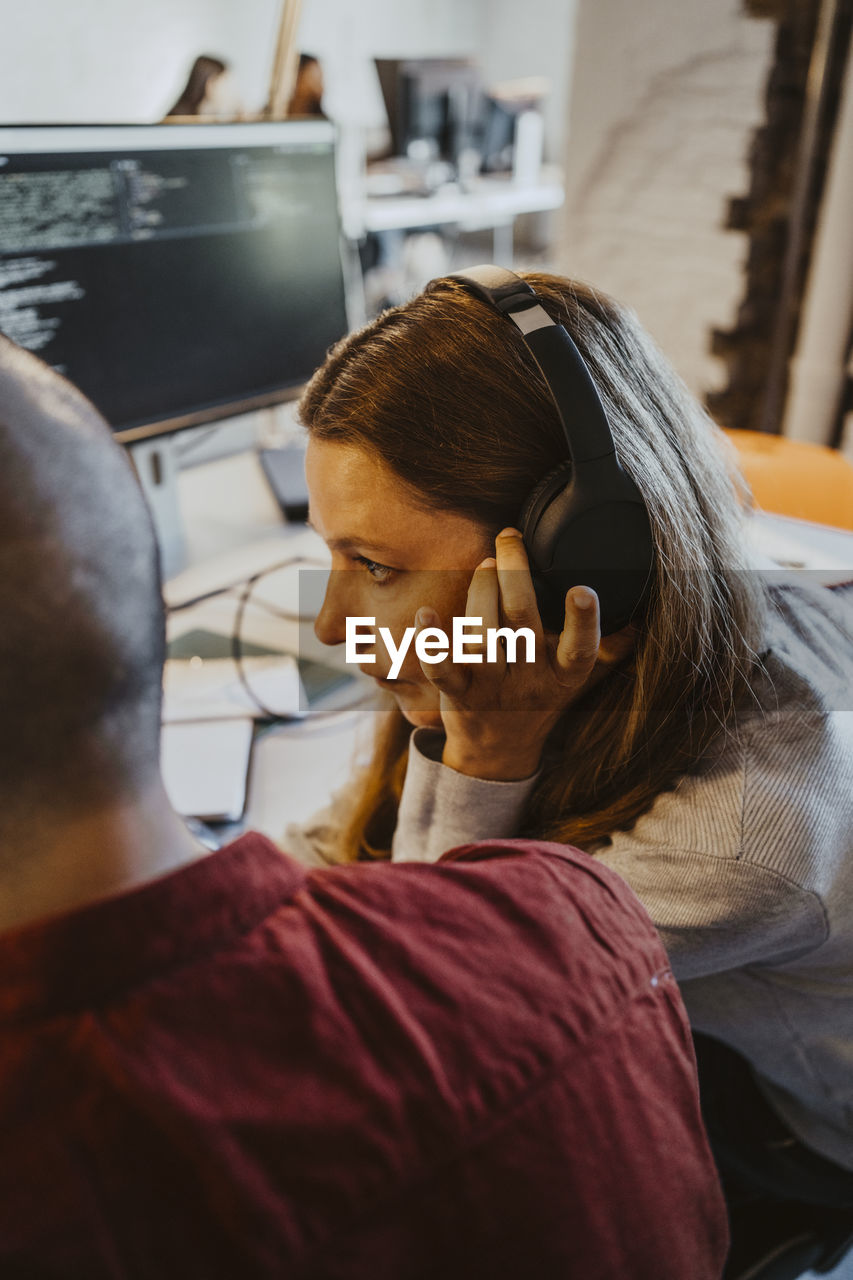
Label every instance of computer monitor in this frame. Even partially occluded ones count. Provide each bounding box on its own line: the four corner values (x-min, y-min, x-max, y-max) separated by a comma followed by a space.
0, 120, 350, 444
375, 58, 482, 166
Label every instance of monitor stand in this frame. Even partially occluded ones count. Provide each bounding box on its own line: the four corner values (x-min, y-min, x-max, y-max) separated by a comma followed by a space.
129, 438, 186, 579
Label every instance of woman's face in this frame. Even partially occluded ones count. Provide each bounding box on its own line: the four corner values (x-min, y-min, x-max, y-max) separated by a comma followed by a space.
306, 438, 492, 728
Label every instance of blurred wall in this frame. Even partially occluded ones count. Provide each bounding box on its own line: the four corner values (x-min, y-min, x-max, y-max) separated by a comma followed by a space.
0, 0, 576, 163
0, 0, 491, 123
0, 0, 283, 121
558, 0, 775, 397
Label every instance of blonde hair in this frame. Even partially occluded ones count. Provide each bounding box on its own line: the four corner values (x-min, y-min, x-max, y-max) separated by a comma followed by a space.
300, 274, 766, 860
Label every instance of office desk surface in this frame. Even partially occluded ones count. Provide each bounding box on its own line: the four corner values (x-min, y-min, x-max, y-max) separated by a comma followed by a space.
359, 169, 565, 235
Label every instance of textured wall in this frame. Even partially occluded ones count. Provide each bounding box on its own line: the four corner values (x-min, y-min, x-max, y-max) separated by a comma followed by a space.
557, 0, 775, 397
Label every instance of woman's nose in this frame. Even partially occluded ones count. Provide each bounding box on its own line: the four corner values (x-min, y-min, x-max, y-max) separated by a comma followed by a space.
313, 571, 350, 647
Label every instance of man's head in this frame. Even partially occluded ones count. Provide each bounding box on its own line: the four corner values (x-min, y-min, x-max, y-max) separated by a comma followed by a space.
0, 337, 164, 825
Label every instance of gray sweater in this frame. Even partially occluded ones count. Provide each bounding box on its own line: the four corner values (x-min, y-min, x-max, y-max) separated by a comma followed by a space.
286, 580, 853, 1171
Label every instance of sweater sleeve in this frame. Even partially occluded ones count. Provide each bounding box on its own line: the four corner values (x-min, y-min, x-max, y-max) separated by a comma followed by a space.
284, 729, 538, 869
391, 729, 540, 865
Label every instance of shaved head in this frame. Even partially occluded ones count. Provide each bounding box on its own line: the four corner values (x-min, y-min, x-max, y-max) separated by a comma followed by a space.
0, 337, 164, 817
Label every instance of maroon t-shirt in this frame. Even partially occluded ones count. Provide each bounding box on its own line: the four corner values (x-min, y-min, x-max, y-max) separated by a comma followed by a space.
0, 834, 727, 1278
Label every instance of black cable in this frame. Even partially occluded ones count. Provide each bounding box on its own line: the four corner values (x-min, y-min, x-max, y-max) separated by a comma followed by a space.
230, 565, 294, 721
228, 559, 375, 723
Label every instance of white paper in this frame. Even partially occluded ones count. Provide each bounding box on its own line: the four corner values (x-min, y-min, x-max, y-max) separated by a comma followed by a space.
161, 718, 255, 821
162, 655, 304, 723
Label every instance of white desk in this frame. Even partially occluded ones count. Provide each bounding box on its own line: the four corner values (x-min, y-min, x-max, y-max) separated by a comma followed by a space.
167, 449, 853, 846
349, 168, 565, 263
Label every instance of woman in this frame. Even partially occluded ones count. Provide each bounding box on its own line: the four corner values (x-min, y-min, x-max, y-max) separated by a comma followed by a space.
286, 54, 327, 119
165, 55, 242, 119
290, 271, 853, 1214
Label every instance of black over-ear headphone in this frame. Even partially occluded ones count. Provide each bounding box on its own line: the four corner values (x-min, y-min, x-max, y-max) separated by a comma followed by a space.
444, 264, 655, 636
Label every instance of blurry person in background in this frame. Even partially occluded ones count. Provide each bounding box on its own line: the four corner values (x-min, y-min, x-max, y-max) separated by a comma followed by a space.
286, 53, 327, 119
165, 54, 244, 119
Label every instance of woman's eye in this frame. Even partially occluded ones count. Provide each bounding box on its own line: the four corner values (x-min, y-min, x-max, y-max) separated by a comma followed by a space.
354, 555, 395, 584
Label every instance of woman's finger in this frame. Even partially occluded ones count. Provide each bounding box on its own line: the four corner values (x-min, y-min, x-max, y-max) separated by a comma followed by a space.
414, 606, 470, 698
466, 557, 499, 628
464, 557, 504, 674
553, 586, 601, 687
494, 528, 544, 639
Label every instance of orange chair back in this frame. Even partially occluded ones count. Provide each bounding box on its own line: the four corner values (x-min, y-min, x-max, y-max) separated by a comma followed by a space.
722, 429, 853, 531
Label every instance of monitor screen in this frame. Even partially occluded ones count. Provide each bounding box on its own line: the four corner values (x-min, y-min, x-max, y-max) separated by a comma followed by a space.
0, 121, 350, 442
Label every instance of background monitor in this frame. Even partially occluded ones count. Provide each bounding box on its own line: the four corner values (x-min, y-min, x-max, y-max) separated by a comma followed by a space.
375, 58, 483, 166
0, 120, 350, 443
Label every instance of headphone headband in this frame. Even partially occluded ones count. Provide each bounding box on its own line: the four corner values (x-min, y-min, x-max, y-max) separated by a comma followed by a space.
446, 265, 616, 468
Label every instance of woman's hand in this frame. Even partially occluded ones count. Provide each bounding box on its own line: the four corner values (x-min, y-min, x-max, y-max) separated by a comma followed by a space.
415, 529, 635, 781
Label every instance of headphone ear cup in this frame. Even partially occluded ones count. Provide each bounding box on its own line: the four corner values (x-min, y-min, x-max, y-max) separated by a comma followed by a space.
519, 461, 574, 538
519, 462, 575, 632
520, 462, 654, 635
